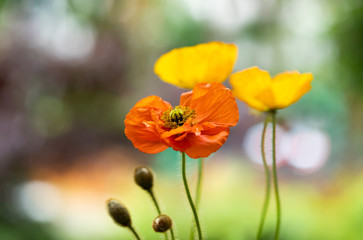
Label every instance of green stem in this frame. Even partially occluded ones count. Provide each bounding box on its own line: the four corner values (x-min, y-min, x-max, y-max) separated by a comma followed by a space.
189, 158, 204, 240
169, 226, 175, 240
148, 190, 175, 240
195, 158, 204, 214
271, 110, 281, 240
256, 116, 271, 240
182, 152, 202, 240
128, 226, 142, 240
148, 189, 162, 214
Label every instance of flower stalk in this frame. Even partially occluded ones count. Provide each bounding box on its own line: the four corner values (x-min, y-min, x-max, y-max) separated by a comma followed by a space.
256, 115, 271, 240
270, 110, 281, 240
182, 152, 202, 240
148, 189, 175, 240
106, 199, 142, 240
195, 158, 204, 211
134, 166, 175, 240
189, 158, 204, 240
129, 226, 142, 240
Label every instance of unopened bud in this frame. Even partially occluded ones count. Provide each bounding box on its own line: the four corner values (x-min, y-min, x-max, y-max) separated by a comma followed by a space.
152, 214, 172, 232
134, 166, 154, 190
106, 199, 131, 227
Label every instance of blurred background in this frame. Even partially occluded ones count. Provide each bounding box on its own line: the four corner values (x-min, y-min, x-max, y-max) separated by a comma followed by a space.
0, 0, 362, 239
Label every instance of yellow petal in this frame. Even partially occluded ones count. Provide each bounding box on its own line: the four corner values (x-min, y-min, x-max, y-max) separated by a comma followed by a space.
229, 66, 272, 111
271, 71, 313, 109
154, 41, 238, 89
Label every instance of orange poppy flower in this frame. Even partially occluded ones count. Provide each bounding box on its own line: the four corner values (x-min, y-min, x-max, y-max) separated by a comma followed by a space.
154, 41, 238, 89
230, 66, 313, 111
124, 82, 239, 158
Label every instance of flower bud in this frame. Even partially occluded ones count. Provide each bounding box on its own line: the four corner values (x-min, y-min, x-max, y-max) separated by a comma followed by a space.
152, 214, 172, 232
134, 166, 153, 190
106, 199, 131, 227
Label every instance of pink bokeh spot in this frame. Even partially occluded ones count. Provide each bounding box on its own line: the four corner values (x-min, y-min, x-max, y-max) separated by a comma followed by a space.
243, 122, 330, 174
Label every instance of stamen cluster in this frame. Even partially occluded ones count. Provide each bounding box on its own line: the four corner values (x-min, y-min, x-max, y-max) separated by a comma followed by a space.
161, 106, 195, 129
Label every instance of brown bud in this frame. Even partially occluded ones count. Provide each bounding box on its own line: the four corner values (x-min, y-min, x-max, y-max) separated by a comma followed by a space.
152, 214, 172, 232
134, 166, 153, 190
106, 199, 131, 227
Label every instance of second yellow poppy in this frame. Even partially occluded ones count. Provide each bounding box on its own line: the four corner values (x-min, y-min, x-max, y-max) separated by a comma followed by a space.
230, 66, 313, 111
154, 41, 238, 89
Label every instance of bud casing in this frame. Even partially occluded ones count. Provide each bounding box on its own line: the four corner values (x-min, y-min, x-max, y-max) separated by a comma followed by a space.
152, 214, 173, 232
106, 199, 131, 227
134, 166, 154, 190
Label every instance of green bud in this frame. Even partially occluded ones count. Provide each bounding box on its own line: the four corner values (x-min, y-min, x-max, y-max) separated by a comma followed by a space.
152, 214, 173, 233
106, 199, 131, 227
134, 166, 154, 190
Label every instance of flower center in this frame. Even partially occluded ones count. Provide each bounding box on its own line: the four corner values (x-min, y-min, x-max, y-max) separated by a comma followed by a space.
170, 108, 184, 125
161, 106, 195, 129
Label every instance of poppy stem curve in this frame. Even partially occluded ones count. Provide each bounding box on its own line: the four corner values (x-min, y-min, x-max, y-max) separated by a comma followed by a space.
148, 189, 175, 240
256, 115, 271, 240
148, 189, 162, 214
189, 157, 204, 240
271, 110, 281, 240
182, 152, 203, 240
128, 225, 142, 240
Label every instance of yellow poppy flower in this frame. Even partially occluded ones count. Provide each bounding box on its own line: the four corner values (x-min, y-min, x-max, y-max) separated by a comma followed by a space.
230, 66, 313, 111
154, 41, 238, 89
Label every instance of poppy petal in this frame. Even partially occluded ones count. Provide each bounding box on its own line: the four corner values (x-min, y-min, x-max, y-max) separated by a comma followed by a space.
161, 128, 193, 153
230, 66, 272, 111
161, 123, 229, 158
124, 96, 171, 154
180, 90, 193, 106
184, 128, 230, 158
134, 95, 172, 110
255, 88, 277, 110
154, 42, 238, 89
182, 82, 239, 127
161, 125, 188, 139
271, 71, 313, 109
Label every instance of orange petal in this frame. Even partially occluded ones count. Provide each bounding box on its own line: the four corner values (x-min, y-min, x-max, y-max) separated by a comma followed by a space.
180, 90, 193, 106
124, 96, 171, 154
160, 123, 229, 158
270, 71, 313, 109
230, 66, 272, 111
184, 127, 230, 158
161, 125, 189, 139
161, 128, 193, 153
134, 95, 172, 110
181, 82, 239, 127
154, 42, 238, 89
161, 123, 199, 149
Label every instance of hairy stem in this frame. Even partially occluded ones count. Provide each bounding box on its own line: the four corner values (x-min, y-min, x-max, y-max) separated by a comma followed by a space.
148, 189, 162, 214
271, 110, 281, 240
182, 152, 202, 240
148, 189, 175, 240
190, 158, 204, 240
129, 226, 142, 240
256, 116, 271, 240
